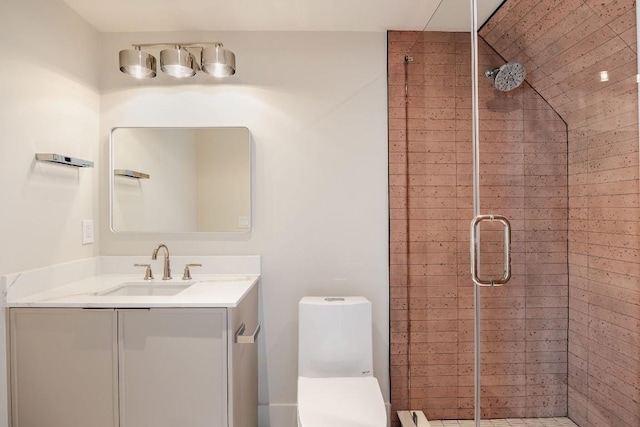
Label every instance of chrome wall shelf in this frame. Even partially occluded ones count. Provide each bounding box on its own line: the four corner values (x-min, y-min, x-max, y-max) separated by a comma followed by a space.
35, 153, 94, 168
114, 169, 150, 179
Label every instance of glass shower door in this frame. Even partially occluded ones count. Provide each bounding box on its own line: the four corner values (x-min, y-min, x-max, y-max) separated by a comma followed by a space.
469, 1, 515, 423
471, 0, 569, 422
391, 0, 569, 424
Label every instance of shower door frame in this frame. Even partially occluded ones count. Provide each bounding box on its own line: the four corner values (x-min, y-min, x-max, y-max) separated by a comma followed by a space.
469, 0, 482, 427
470, 1, 483, 423
469, 1, 513, 426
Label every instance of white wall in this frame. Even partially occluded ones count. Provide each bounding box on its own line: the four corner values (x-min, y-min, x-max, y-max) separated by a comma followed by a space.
0, 0, 100, 276
100, 31, 389, 425
0, 0, 100, 425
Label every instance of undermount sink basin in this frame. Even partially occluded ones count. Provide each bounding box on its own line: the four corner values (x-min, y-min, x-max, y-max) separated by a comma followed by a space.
98, 282, 195, 297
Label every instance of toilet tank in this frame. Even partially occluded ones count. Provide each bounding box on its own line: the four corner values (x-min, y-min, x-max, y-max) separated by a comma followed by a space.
298, 296, 373, 378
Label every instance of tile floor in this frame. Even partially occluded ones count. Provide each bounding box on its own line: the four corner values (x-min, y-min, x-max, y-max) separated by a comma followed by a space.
428, 419, 578, 427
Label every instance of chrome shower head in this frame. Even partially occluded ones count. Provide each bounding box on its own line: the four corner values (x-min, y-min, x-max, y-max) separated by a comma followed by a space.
485, 62, 526, 91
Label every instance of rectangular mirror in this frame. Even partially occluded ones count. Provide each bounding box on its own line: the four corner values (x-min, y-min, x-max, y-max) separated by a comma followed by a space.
110, 127, 251, 233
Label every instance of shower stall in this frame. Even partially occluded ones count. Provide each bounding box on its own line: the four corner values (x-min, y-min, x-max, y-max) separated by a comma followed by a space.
389, 1, 639, 426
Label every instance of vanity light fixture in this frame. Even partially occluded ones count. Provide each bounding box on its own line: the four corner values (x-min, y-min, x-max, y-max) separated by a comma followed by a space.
119, 47, 157, 79
202, 43, 236, 77
160, 46, 198, 78
119, 42, 236, 79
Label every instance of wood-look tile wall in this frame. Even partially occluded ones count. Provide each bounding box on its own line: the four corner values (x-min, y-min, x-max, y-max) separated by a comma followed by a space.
480, 1, 639, 426
389, 1, 639, 426
388, 30, 569, 421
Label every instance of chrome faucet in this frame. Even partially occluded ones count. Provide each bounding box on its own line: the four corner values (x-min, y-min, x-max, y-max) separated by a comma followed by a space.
151, 243, 172, 280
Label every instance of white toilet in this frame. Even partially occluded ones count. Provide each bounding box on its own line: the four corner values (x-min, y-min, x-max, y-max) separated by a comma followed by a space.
297, 296, 387, 427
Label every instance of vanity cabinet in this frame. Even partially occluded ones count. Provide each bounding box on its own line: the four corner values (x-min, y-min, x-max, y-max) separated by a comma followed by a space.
8, 285, 259, 427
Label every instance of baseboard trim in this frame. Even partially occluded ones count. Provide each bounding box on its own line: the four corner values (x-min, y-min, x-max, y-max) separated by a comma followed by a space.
258, 403, 392, 427
398, 410, 431, 427
258, 404, 297, 427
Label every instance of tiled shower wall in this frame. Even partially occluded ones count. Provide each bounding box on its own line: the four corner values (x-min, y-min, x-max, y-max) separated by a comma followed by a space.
389, 1, 640, 427
389, 32, 569, 420
480, 1, 639, 426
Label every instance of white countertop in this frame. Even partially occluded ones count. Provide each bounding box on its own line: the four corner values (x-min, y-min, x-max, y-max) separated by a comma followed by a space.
5, 274, 259, 308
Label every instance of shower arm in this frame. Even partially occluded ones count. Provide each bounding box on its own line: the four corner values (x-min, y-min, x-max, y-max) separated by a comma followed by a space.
484, 68, 500, 78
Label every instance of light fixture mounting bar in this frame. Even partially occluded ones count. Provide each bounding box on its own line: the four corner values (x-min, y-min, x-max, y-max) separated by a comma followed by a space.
130, 42, 224, 49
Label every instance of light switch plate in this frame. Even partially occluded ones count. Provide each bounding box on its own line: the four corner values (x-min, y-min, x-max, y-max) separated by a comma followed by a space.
82, 219, 94, 244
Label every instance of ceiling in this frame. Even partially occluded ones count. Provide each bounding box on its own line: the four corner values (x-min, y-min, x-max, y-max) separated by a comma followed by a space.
62, 0, 504, 33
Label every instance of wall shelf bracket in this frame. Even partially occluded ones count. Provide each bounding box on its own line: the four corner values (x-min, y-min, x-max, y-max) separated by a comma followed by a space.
35, 153, 94, 168
114, 169, 150, 179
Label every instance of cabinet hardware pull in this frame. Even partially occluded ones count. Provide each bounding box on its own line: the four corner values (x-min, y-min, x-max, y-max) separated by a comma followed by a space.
234, 322, 261, 344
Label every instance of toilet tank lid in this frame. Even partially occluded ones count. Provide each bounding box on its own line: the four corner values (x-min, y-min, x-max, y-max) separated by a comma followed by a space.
299, 296, 370, 305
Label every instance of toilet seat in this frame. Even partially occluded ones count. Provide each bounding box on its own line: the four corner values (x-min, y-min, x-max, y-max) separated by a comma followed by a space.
297, 376, 386, 427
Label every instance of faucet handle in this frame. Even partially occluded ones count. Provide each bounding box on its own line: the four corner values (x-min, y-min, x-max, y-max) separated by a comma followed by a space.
182, 263, 202, 280
134, 263, 154, 280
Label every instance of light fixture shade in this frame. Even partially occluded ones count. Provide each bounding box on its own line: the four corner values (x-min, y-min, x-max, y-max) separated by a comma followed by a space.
160, 47, 197, 78
119, 49, 156, 79
202, 44, 236, 77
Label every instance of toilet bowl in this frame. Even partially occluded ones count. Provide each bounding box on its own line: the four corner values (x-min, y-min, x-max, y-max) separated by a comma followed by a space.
297, 376, 386, 427
297, 296, 386, 427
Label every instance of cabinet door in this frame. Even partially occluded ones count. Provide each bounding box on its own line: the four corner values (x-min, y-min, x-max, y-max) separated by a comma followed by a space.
118, 309, 227, 427
9, 308, 118, 427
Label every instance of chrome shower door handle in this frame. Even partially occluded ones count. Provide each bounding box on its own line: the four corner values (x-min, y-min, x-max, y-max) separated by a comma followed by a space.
470, 214, 512, 287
